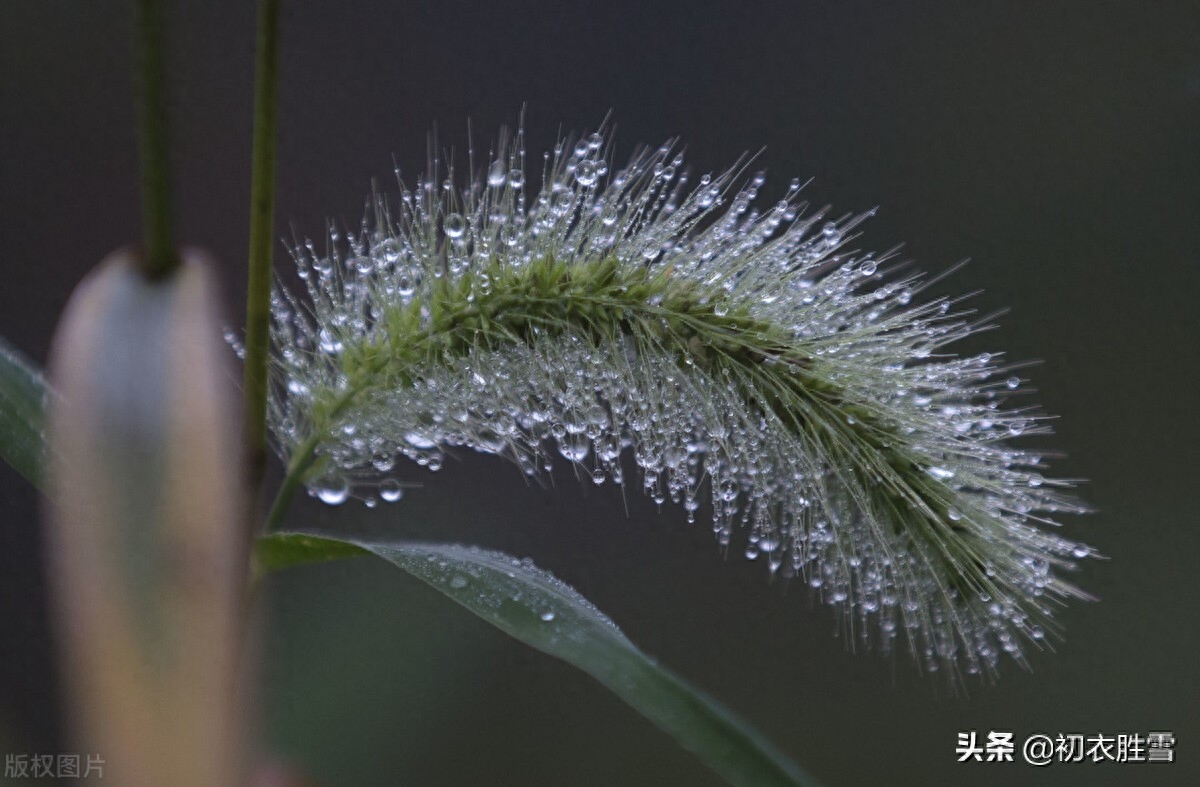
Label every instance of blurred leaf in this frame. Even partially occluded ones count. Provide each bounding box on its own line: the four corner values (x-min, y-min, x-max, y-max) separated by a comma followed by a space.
0, 336, 47, 487
259, 532, 817, 787
46, 251, 249, 786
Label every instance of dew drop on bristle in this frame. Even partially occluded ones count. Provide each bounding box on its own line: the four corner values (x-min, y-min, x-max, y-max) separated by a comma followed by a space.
379, 478, 404, 503
444, 213, 466, 239
313, 478, 349, 505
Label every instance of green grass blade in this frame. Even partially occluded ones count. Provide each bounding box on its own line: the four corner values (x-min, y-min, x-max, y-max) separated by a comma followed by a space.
0, 337, 47, 487
256, 531, 368, 572
258, 532, 819, 787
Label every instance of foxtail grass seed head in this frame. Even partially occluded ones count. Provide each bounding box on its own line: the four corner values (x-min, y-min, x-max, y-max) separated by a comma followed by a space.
264, 122, 1094, 677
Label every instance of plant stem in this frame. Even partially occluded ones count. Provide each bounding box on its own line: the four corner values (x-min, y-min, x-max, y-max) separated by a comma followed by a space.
263, 382, 363, 532
263, 436, 316, 532
132, 0, 177, 278
243, 0, 282, 522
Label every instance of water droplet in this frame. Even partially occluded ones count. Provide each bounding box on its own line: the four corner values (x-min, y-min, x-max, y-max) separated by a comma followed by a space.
1006, 376, 1020, 390
379, 478, 404, 503
549, 186, 574, 216
314, 477, 349, 505
539, 610, 556, 622
405, 432, 438, 450
487, 160, 507, 187
444, 213, 466, 239
449, 575, 469, 589
374, 238, 401, 264
576, 159, 599, 186
318, 328, 343, 354
558, 434, 590, 462
396, 266, 420, 297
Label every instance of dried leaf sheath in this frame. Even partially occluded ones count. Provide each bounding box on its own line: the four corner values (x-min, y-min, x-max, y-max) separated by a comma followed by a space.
264, 125, 1093, 677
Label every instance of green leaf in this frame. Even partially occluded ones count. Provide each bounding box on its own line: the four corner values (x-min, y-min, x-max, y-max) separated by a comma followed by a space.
258, 532, 819, 787
0, 337, 48, 487
256, 531, 368, 572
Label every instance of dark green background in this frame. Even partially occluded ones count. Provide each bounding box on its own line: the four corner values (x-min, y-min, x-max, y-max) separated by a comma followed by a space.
1, 1, 1197, 785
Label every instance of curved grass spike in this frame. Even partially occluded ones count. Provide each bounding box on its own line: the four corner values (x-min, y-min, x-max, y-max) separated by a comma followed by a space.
263, 122, 1094, 678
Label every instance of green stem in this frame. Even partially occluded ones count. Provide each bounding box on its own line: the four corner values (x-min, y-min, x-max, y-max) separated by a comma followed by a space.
263, 383, 364, 532
264, 436, 317, 532
132, 0, 177, 278
244, 0, 282, 521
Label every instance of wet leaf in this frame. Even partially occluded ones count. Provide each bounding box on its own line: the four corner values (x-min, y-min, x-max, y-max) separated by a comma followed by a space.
256, 531, 368, 572
258, 532, 818, 787
0, 337, 47, 487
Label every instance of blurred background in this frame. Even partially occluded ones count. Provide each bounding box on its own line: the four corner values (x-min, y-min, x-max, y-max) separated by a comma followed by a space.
1, 1, 1197, 784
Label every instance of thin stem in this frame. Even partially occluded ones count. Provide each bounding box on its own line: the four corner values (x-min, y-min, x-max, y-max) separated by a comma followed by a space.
263, 437, 317, 533
132, 0, 177, 278
243, 0, 282, 522
263, 383, 364, 532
